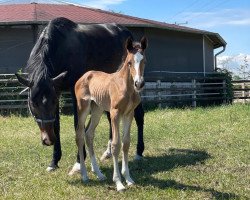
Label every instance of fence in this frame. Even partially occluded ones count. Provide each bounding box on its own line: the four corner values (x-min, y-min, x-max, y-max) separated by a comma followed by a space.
232, 80, 250, 103
142, 73, 229, 107
0, 72, 231, 114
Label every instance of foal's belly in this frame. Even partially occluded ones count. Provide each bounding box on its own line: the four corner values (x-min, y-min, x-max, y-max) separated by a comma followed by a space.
90, 94, 110, 112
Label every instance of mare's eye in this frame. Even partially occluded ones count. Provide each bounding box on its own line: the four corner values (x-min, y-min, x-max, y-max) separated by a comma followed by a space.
30, 100, 37, 108
128, 61, 132, 67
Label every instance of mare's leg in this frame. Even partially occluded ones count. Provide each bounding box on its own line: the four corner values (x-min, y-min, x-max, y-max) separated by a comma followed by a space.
85, 103, 106, 180
110, 109, 125, 191
134, 103, 145, 160
121, 112, 135, 186
75, 100, 90, 182
47, 105, 61, 171
100, 112, 112, 161
68, 88, 87, 175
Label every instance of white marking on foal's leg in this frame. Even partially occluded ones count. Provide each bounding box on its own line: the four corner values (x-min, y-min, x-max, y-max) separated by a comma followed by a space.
100, 140, 112, 161
121, 152, 135, 186
90, 156, 106, 181
113, 156, 126, 191
68, 162, 81, 176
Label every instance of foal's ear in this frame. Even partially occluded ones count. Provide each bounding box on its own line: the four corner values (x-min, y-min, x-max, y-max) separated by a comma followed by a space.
126, 37, 133, 51
52, 71, 68, 90
15, 73, 32, 87
140, 36, 148, 50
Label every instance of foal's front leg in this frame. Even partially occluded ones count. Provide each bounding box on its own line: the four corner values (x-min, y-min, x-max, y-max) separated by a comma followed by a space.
110, 109, 125, 191
121, 112, 135, 186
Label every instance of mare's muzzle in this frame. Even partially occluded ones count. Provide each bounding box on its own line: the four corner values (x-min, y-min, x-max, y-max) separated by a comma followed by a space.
38, 122, 56, 146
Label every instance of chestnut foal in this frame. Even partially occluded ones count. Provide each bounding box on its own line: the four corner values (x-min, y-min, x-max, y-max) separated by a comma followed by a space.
74, 37, 147, 191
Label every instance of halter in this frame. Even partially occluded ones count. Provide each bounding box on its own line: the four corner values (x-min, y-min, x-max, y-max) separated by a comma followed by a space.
27, 89, 56, 127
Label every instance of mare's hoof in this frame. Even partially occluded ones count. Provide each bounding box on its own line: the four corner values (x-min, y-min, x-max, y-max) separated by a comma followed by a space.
100, 151, 112, 162
82, 177, 89, 183
98, 174, 107, 181
68, 162, 81, 176
134, 154, 144, 161
46, 165, 59, 172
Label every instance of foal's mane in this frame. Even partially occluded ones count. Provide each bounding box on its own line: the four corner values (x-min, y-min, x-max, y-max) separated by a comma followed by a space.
25, 18, 77, 84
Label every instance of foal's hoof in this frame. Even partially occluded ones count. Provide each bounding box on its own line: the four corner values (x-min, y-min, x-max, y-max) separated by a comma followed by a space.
46, 165, 59, 172
127, 180, 135, 186
100, 151, 112, 162
116, 183, 126, 192
68, 162, 81, 176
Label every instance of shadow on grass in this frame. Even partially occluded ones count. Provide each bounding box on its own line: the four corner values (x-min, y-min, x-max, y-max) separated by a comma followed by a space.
130, 148, 240, 200
67, 148, 240, 199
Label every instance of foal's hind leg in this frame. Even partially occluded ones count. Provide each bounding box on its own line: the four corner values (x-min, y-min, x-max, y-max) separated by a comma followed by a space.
85, 103, 106, 181
73, 100, 90, 182
121, 112, 135, 186
100, 112, 112, 161
68, 88, 87, 175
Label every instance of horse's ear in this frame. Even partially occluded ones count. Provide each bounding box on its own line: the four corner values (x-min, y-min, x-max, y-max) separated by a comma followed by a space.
52, 71, 68, 90
126, 37, 133, 51
15, 73, 32, 87
140, 36, 148, 50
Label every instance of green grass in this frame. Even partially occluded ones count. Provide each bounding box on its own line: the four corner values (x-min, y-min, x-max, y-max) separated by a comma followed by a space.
0, 104, 249, 199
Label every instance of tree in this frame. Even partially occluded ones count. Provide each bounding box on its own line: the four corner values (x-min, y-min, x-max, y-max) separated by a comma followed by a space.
237, 55, 250, 80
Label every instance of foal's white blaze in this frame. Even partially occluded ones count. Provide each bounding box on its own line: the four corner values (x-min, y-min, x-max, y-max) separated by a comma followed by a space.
133, 52, 144, 84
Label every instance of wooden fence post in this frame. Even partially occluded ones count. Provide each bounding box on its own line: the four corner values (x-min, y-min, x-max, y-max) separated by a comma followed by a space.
192, 79, 196, 107
242, 82, 246, 104
157, 80, 162, 108
223, 80, 227, 104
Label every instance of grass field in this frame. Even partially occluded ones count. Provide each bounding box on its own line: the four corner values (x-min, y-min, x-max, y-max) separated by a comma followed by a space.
0, 104, 249, 199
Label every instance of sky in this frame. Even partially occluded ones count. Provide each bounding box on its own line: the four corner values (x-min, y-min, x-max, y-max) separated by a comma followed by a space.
71, 0, 250, 72
1, 0, 249, 71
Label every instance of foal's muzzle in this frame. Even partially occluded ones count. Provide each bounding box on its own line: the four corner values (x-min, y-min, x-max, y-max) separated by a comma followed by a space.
135, 80, 145, 91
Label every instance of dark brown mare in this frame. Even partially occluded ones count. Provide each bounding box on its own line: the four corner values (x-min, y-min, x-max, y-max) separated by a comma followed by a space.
15, 17, 145, 171
74, 37, 147, 191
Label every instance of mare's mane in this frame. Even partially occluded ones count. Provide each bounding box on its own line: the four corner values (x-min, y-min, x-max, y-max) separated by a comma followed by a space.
25, 18, 77, 84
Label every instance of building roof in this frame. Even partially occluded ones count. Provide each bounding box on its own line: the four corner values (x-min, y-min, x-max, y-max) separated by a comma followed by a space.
0, 3, 226, 48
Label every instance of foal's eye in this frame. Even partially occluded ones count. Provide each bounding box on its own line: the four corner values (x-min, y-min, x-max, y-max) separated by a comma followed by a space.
128, 61, 132, 67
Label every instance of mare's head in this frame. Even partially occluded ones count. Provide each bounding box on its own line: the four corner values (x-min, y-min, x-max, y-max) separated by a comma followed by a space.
15, 72, 67, 146
125, 36, 148, 92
